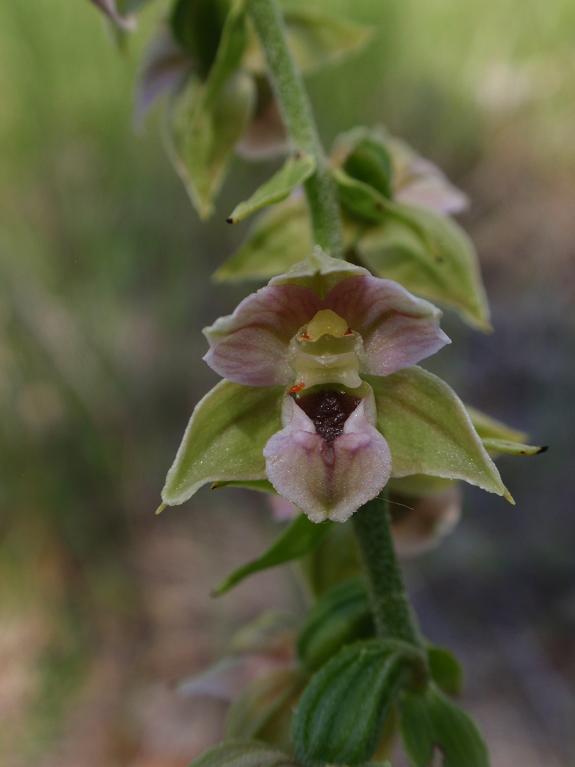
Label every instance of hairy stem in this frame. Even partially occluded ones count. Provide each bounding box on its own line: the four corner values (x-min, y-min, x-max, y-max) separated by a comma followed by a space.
247, 0, 343, 255
249, 0, 420, 649
353, 495, 423, 646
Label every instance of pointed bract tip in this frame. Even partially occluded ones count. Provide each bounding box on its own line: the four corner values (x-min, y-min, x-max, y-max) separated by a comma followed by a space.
503, 489, 516, 506
155, 502, 167, 516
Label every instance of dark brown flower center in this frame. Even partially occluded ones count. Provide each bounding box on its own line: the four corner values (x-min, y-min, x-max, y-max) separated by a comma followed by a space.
294, 389, 361, 443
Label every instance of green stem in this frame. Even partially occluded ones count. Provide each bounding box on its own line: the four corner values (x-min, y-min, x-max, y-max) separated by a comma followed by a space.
247, 0, 343, 256
249, 0, 420, 650
353, 495, 423, 647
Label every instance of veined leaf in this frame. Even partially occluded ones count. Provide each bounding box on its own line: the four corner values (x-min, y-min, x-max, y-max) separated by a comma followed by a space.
214, 199, 311, 282
293, 639, 423, 765
161, 381, 284, 507
228, 153, 315, 224
427, 646, 463, 697
367, 368, 513, 502
297, 578, 373, 671
214, 514, 332, 596
400, 685, 489, 767
187, 740, 299, 767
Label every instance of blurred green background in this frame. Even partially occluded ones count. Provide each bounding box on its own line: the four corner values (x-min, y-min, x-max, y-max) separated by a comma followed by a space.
1, 1, 573, 765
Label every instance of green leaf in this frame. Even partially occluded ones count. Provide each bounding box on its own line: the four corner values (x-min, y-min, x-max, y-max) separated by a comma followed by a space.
400, 686, 489, 767
228, 153, 316, 224
358, 204, 491, 331
367, 367, 513, 502
166, 1, 254, 218
427, 646, 463, 697
482, 438, 547, 457
226, 669, 307, 752
161, 381, 284, 507
293, 639, 422, 766
167, 72, 255, 218
187, 740, 299, 767
214, 199, 311, 283
467, 405, 528, 443
243, 4, 373, 74
297, 578, 373, 671
214, 514, 332, 596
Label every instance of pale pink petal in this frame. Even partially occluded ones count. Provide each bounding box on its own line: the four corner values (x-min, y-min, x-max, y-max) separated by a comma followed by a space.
269, 495, 298, 521
391, 485, 462, 557
134, 26, 192, 127
396, 174, 468, 215
264, 397, 391, 523
204, 285, 320, 386
90, 0, 135, 30
326, 275, 450, 376
391, 139, 468, 215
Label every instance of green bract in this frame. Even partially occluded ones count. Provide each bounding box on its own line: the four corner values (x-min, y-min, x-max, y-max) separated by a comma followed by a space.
228, 153, 316, 223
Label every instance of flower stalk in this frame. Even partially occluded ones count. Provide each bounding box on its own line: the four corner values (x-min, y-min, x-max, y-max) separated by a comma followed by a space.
247, 0, 422, 649
247, 0, 343, 256
353, 495, 423, 646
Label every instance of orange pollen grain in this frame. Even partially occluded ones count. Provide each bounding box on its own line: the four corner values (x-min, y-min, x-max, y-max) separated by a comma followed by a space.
290, 382, 306, 394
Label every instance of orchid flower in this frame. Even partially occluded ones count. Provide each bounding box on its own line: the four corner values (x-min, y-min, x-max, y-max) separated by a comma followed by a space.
161, 250, 510, 524
201, 250, 449, 522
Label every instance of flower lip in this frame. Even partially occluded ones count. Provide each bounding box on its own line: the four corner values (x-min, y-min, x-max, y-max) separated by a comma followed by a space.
294, 388, 361, 444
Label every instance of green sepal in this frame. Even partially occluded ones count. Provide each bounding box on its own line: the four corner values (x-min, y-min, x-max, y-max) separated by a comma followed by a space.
357, 204, 491, 331
161, 381, 284, 508
293, 639, 425, 766
215, 199, 311, 283
297, 578, 373, 671
166, 1, 255, 218
400, 685, 489, 767
427, 646, 463, 697
243, 3, 373, 74
367, 367, 513, 503
214, 514, 332, 596
467, 405, 528, 443
186, 740, 300, 767
228, 153, 316, 224
482, 438, 547, 457
226, 669, 308, 753
388, 475, 455, 498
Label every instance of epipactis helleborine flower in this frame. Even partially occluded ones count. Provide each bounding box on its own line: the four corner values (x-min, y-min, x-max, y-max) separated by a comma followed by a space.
203, 249, 450, 523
